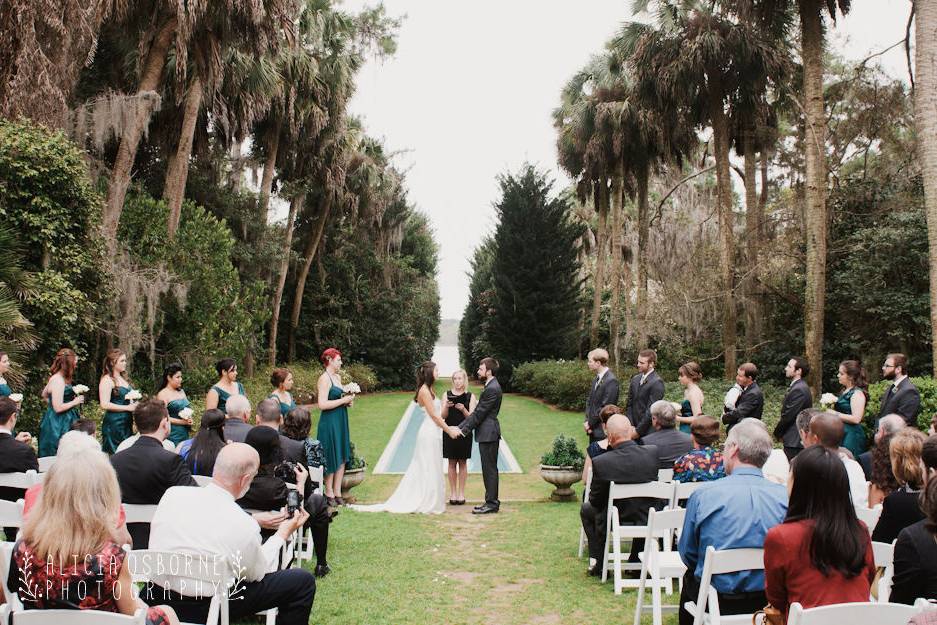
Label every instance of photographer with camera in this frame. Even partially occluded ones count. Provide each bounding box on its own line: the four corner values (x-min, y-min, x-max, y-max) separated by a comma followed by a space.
238, 427, 335, 577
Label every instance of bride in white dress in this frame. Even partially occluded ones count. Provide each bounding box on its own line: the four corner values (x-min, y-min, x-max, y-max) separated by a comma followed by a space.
353, 362, 461, 514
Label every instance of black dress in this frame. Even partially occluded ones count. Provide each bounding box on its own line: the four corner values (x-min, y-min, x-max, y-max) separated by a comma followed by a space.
443, 391, 473, 460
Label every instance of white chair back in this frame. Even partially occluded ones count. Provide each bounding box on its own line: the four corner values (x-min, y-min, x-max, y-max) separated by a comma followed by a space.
855, 505, 883, 534
607, 480, 675, 506
787, 601, 921, 625
671, 481, 707, 507
122, 504, 158, 524
309, 465, 324, 495
0, 471, 40, 490
602, 481, 675, 587
0, 541, 24, 611
192, 475, 213, 487
872, 540, 896, 602
127, 549, 227, 625
3, 608, 147, 624
0, 499, 25, 530
658, 468, 674, 482
634, 507, 689, 625
689, 546, 765, 625
37, 456, 56, 473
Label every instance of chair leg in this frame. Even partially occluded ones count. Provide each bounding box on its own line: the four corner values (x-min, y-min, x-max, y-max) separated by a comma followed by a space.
652, 578, 663, 625
634, 561, 648, 625
578, 527, 586, 558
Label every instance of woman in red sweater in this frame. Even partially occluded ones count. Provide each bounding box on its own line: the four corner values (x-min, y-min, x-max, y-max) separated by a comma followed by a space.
764, 445, 876, 619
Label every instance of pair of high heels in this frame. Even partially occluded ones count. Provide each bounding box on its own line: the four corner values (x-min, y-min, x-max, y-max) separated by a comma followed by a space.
448, 498, 466, 505
327, 496, 345, 507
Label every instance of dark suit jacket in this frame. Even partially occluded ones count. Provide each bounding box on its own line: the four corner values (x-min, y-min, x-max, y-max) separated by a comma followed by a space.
858, 450, 873, 481
641, 428, 693, 469
585, 369, 620, 436
878, 377, 922, 427
111, 436, 197, 547
871, 489, 925, 545
280, 434, 306, 465
223, 418, 253, 443
773, 379, 813, 448
625, 371, 666, 438
0, 432, 39, 503
460, 378, 502, 443
722, 382, 765, 429
588, 440, 660, 525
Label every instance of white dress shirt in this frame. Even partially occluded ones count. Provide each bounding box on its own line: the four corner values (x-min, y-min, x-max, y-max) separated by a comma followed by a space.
116, 434, 175, 453
841, 455, 869, 508
149, 483, 284, 595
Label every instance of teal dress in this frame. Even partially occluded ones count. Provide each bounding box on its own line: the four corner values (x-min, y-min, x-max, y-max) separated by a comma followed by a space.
101, 385, 134, 454
0, 377, 11, 398
212, 382, 245, 415
679, 399, 693, 434
38, 384, 81, 457
316, 383, 350, 475
167, 396, 192, 446
269, 392, 296, 418
835, 387, 867, 459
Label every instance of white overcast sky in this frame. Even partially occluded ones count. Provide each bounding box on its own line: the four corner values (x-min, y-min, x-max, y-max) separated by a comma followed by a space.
342, 0, 913, 320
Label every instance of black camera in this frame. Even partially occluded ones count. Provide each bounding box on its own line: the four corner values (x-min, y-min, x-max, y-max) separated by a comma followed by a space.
274, 461, 299, 483
285, 489, 302, 516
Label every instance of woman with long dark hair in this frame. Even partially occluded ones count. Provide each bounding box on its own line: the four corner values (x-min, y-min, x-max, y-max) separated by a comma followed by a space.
156, 363, 191, 446
764, 445, 876, 620
834, 360, 868, 458
38, 348, 85, 457
176, 409, 226, 476
99, 349, 138, 454
205, 358, 245, 414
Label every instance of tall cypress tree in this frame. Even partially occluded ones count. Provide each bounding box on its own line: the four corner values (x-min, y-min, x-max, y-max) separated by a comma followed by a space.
459, 236, 496, 373
487, 165, 583, 379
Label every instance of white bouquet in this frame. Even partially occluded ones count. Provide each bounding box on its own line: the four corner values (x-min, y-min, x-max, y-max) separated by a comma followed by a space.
9, 393, 23, 403
125, 389, 143, 401
343, 382, 362, 395
723, 384, 742, 410
73, 384, 90, 395
178, 407, 194, 420
670, 401, 683, 412
820, 392, 838, 406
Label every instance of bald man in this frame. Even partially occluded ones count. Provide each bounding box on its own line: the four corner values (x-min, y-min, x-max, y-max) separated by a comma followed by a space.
580, 414, 659, 576
805, 411, 868, 507
148, 444, 315, 625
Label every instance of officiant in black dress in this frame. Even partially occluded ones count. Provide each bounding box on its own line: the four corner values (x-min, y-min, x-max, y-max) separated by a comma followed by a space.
442, 369, 476, 505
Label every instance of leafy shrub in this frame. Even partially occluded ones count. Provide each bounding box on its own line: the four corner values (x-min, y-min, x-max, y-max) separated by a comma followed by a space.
346, 441, 366, 470
513, 360, 594, 410
541, 434, 584, 470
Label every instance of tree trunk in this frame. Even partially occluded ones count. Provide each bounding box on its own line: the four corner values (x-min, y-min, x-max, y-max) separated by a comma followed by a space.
608, 174, 624, 365
800, 4, 829, 396
709, 79, 737, 379
635, 164, 650, 350
743, 129, 762, 348
268, 194, 302, 366
590, 182, 609, 345
916, 0, 937, 377
230, 141, 244, 193
103, 17, 177, 242
258, 124, 281, 221
287, 196, 333, 362
164, 75, 203, 240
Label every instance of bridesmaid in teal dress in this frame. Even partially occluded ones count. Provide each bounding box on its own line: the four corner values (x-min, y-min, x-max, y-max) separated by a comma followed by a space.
316, 348, 355, 505
38, 348, 85, 457
205, 358, 245, 415
269, 368, 297, 418
156, 363, 192, 446
0, 351, 12, 398
98, 349, 138, 454
835, 360, 869, 459
676, 361, 705, 434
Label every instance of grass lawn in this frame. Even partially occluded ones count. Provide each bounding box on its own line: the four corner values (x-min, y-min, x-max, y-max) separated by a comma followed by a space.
306, 381, 677, 625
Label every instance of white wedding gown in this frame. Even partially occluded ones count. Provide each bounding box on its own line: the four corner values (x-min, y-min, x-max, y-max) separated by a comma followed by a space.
352, 399, 446, 514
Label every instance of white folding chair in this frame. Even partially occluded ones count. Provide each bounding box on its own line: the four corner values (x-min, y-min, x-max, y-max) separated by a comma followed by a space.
192, 475, 213, 487
308, 465, 324, 496
122, 504, 159, 524
855, 505, 883, 534
578, 465, 593, 558
658, 469, 675, 482
683, 546, 765, 625
37, 456, 56, 473
0, 541, 24, 611
871, 540, 896, 602
671, 481, 708, 508
3, 608, 146, 624
0, 471, 40, 490
634, 507, 688, 625
602, 481, 674, 588
787, 601, 921, 625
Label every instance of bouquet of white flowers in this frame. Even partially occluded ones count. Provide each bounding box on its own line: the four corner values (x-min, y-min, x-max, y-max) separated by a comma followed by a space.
343, 382, 362, 395
8, 393, 23, 403
670, 401, 683, 412
724, 384, 742, 410
178, 407, 194, 420
820, 392, 838, 406
73, 384, 90, 395
125, 389, 143, 401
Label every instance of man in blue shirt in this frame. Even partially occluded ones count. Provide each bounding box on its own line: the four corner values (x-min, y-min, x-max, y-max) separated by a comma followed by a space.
678, 418, 787, 625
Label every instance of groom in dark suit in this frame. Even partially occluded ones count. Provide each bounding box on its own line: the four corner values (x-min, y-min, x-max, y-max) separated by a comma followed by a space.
878, 353, 921, 428
584, 348, 620, 442
773, 357, 814, 460
625, 349, 665, 438
453, 357, 503, 514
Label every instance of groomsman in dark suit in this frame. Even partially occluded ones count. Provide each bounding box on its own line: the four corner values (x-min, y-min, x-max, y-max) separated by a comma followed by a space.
584, 348, 620, 443
625, 349, 666, 438
0, 397, 38, 539
878, 353, 921, 428
456, 357, 503, 514
773, 357, 814, 460
722, 362, 764, 431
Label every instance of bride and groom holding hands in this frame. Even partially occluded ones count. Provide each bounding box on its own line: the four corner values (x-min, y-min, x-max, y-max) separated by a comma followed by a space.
353, 357, 503, 515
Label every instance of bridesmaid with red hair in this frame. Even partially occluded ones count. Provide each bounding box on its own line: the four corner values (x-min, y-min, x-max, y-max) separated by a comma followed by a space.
38, 348, 85, 457
317, 348, 355, 506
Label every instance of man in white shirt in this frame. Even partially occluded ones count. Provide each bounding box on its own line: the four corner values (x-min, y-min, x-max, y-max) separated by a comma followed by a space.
146, 443, 313, 624
803, 411, 869, 507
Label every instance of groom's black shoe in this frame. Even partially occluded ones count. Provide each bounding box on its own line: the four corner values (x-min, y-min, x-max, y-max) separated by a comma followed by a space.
472, 505, 498, 515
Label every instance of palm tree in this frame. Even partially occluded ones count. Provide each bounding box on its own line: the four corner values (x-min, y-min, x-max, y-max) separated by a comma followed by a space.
0, 226, 38, 382
916, 0, 937, 376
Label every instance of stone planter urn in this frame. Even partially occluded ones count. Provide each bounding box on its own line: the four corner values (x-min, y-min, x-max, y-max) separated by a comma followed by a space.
340, 466, 367, 502
539, 464, 583, 501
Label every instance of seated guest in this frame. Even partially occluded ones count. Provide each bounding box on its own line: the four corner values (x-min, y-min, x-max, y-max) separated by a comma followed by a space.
177, 409, 226, 476
871, 428, 927, 544
642, 400, 693, 468
146, 443, 313, 624
892, 435, 937, 604
580, 414, 658, 576
673, 416, 725, 482
802, 411, 868, 507
587, 405, 623, 460
12, 440, 178, 625
223, 393, 254, 443
111, 398, 197, 548
764, 446, 876, 620
256, 397, 306, 465
865, 414, 905, 504
70, 418, 97, 436
0, 396, 38, 539
678, 418, 787, 625
282, 407, 327, 470
239, 427, 335, 576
